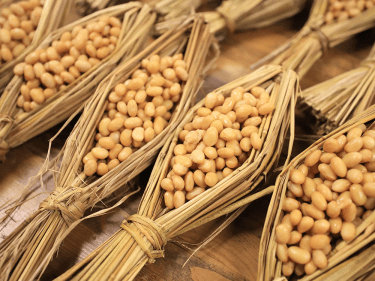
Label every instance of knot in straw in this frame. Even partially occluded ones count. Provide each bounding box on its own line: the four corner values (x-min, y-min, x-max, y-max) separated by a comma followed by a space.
0, 114, 14, 160
0, 114, 14, 124
216, 1, 236, 33
120, 214, 168, 263
308, 24, 330, 52
39, 187, 86, 226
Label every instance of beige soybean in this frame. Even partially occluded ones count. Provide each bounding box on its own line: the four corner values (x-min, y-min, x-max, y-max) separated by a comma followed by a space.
341, 203, 357, 222
287, 247, 311, 265
276, 243, 289, 263
186, 187, 205, 200
309, 235, 330, 250
323, 138, 339, 153
316, 184, 333, 201
305, 204, 325, 220
282, 198, 301, 212
311, 219, 330, 235
288, 231, 302, 245
84, 159, 97, 176
276, 224, 291, 244
363, 182, 375, 197
341, 222, 356, 241
290, 169, 306, 185
311, 191, 327, 211
312, 250, 327, 269
288, 182, 303, 197
331, 156, 347, 177
302, 177, 316, 198
297, 216, 314, 233
305, 150, 321, 167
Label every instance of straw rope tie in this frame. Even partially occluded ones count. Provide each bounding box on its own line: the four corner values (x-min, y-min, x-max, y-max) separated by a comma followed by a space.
39, 187, 85, 226
120, 214, 168, 263
309, 25, 330, 52
0, 114, 14, 124
216, 1, 236, 33
0, 114, 11, 158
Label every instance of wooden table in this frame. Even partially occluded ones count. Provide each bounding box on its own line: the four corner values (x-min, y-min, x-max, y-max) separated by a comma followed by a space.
1, 2, 374, 281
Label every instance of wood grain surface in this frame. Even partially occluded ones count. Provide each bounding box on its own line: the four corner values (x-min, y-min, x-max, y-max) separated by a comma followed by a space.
0, 2, 375, 280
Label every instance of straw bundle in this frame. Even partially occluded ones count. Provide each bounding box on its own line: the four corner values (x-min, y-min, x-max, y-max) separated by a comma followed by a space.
75, 0, 202, 21
0, 14, 217, 281
301, 43, 375, 134
0, 0, 73, 92
0, 2, 157, 162
251, 0, 375, 78
55, 65, 299, 281
155, 0, 306, 37
150, 0, 201, 22
258, 105, 375, 281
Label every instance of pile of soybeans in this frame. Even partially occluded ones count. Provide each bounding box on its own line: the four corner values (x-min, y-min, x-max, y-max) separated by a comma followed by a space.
160, 85, 275, 209
0, 0, 43, 64
83, 53, 189, 177
325, 0, 374, 23
14, 15, 122, 112
275, 124, 375, 277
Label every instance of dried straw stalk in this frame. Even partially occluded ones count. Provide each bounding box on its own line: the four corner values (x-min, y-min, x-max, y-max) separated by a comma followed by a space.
155, 0, 306, 37
203, 0, 306, 37
301, 43, 375, 134
0, 0, 74, 92
0, 2, 156, 162
0, 14, 217, 281
251, 0, 375, 78
75, 0, 202, 21
55, 65, 299, 281
258, 105, 375, 281
150, 0, 201, 21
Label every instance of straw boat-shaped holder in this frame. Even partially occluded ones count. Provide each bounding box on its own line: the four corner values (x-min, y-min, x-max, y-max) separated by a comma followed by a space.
0, 0, 74, 91
301, 43, 375, 134
55, 65, 299, 281
0, 14, 217, 281
251, 0, 375, 78
258, 105, 375, 281
0, 2, 157, 162
155, 0, 306, 37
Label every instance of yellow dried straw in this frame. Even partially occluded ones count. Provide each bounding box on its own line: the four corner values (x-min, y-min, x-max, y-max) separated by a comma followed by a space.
150, 0, 201, 21
0, 14, 217, 281
55, 65, 299, 281
258, 105, 375, 281
0, 2, 156, 162
75, 0, 202, 21
155, 0, 306, 37
251, 0, 375, 78
301, 43, 375, 134
0, 0, 74, 92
